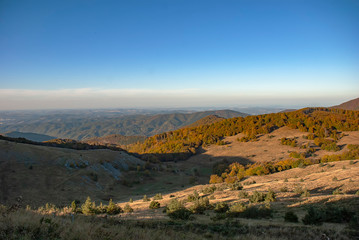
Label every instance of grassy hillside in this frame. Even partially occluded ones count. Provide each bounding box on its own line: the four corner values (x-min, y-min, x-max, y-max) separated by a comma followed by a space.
332, 97, 359, 111
0, 139, 144, 207
0, 110, 248, 140
1, 159, 358, 240
127, 108, 359, 162
1, 108, 358, 239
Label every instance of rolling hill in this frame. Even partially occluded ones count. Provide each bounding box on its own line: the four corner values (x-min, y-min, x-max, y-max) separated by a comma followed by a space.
1, 124, 358, 239
0, 139, 144, 207
332, 97, 359, 111
0, 110, 248, 140
1, 131, 56, 142
1, 105, 358, 240
127, 107, 359, 162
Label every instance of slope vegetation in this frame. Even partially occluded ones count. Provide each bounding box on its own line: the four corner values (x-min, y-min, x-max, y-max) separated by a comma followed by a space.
183, 114, 225, 128
128, 108, 359, 162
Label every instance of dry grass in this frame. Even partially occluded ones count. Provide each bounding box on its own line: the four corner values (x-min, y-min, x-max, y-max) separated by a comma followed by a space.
0, 208, 356, 240
1, 127, 359, 239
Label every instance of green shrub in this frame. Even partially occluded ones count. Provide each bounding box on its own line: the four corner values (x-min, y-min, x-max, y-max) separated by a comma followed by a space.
210, 213, 227, 221
202, 185, 216, 194
143, 195, 150, 202
166, 199, 192, 220
149, 200, 160, 209
238, 190, 249, 199
227, 202, 247, 217
71, 201, 77, 213
249, 190, 275, 203
95, 202, 107, 214
153, 193, 163, 200
190, 197, 212, 214
107, 199, 122, 215
240, 205, 273, 219
81, 197, 96, 215
228, 181, 243, 191
289, 151, 302, 159
302, 205, 354, 225
187, 190, 200, 202
284, 211, 298, 222
243, 180, 256, 185
214, 202, 229, 213
323, 205, 353, 223
123, 203, 133, 213
302, 207, 323, 225
280, 137, 297, 147
265, 189, 276, 202
249, 191, 266, 203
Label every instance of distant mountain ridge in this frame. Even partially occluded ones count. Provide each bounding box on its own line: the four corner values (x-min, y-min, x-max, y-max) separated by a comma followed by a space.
332, 97, 359, 111
0, 110, 248, 140
2, 131, 56, 142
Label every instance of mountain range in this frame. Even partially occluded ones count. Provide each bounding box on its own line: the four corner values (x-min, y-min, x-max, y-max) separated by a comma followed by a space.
0, 110, 247, 140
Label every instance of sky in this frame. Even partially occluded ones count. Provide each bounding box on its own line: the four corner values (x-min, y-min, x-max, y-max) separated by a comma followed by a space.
0, 0, 358, 110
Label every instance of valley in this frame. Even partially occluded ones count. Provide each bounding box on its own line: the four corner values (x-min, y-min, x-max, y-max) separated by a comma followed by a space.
0, 104, 359, 240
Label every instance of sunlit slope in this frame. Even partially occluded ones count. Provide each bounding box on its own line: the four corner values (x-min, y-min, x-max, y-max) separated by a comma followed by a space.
128, 108, 359, 162
332, 97, 359, 111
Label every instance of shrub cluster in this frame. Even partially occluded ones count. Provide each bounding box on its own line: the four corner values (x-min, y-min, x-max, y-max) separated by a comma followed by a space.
227, 203, 272, 219
70, 197, 122, 215
284, 211, 298, 222
149, 201, 161, 209
187, 190, 200, 202
302, 205, 354, 225
153, 193, 163, 200
210, 144, 359, 183
249, 190, 276, 203
280, 137, 297, 147
314, 138, 340, 151
166, 199, 192, 220
128, 108, 359, 163
189, 197, 212, 214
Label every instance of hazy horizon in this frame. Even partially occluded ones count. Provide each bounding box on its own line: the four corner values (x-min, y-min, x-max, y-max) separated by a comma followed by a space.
1, 0, 358, 110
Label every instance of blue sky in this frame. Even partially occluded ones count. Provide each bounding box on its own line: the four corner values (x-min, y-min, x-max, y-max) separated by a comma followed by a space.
0, 0, 358, 110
